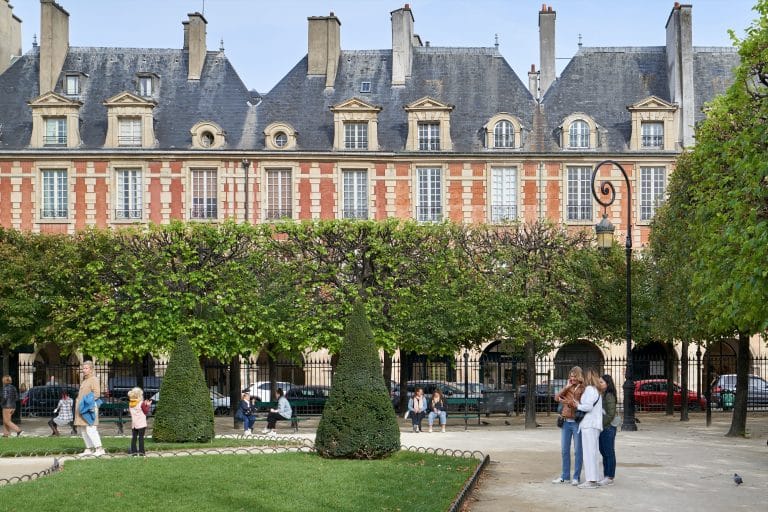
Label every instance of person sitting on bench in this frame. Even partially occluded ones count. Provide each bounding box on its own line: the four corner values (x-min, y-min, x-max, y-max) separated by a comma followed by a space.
261, 387, 292, 436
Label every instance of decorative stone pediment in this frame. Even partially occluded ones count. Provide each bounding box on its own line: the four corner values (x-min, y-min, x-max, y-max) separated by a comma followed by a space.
330, 98, 382, 150
103, 91, 157, 108
27, 92, 82, 148
330, 98, 382, 113
28, 91, 83, 108
103, 91, 157, 148
627, 96, 678, 150
404, 96, 454, 112
627, 96, 678, 112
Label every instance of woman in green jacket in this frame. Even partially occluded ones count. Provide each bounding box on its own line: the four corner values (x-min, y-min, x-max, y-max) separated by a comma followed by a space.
598, 374, 618, 486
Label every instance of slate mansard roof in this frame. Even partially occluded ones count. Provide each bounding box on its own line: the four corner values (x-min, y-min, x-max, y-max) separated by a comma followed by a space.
256, 46, 537, 153
541, 45, 739, 152
0, 46, 257, 151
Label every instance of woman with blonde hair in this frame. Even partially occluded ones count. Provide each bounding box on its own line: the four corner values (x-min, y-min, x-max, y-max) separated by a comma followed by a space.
570, 368, 603, 489
552, 366, 584, 485
1, 375, 22, 437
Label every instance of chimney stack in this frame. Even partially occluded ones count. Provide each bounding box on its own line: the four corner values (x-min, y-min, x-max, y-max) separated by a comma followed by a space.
538, 4, 556, 95
528, 64, 539, 100
186, 12, 207, 80
0, 1, 21, 74
391, 4, 415, 87
666, 3, 694, 147
307, 13, 341, 88
39, 0, 69, 94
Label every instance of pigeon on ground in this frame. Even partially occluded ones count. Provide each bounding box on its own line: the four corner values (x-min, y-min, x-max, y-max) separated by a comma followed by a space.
733, 473, 743, 486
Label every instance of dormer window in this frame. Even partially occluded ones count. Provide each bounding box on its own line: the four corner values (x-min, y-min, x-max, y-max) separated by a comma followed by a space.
641, 122, 664, 148
264, 122, 297, 150
274, 132, 288, 148
44, 117, 67, 146
404, 97, 454, 152
103, 92, 157, 149
330, 98, 382, 151
360, 81, 371, 93
569, 120, 589, 148
628, 96, 677, 151
138, 76, 153, 97
560, 114, 598, 150
28, 92, 83, 148
484, 113, 523, 149
118, 118, 142, 146
64, 75, 80, 96
191, 121, 226, 149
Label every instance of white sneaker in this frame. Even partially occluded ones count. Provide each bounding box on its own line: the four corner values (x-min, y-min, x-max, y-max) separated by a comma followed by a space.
77, 449, 94, 458
551, 477, 566, 484
244, 429, 252, 436
578, 481, 599, 489
261, 428, 269, 434
428, 426, 433, 433
571, 479, 580, 486
598, 477, 614, 486
92, 448, 106, 457
268, 430, 277, 436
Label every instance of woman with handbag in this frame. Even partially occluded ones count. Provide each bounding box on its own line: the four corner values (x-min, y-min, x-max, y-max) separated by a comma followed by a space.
552, 367, 584, 485
570, 368, 603, 489
598, 374, 619, 486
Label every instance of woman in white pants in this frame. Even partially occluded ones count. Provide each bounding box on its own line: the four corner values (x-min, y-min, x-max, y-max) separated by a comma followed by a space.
74, 361, 105, 457
571, 368, 603, 489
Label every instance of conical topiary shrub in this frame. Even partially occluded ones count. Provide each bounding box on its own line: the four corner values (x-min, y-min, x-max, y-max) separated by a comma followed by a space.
315, 302, 400, 458
152, 337, 215, 442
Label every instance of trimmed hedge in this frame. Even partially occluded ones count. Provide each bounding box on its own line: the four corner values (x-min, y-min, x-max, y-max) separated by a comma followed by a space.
315, 303, 401, 459
152, 337, 215, 442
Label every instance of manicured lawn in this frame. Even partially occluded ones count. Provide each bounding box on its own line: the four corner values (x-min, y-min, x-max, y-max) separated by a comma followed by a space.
0, 435, 301, 457
0, 451, 479, 512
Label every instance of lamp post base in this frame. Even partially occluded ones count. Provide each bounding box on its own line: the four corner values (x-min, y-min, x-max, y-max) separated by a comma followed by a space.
621, 378, 637, 431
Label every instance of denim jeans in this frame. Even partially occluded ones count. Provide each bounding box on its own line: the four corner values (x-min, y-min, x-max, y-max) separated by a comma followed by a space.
243, 414, 255, 432
560, 420, 582, 481
599, 425, 617, 478
428, 410, 447, 426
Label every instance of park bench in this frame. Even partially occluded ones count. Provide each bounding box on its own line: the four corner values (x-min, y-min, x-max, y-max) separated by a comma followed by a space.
98, 401, 130, 434
251, 399, 310, 433
443, 397, 482, 429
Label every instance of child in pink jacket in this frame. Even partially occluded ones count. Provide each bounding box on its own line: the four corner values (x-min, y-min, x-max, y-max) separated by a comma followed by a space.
128, 387, 151, 456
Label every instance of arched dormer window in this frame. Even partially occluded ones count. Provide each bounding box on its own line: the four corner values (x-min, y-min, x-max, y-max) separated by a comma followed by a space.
560, 114, 598, 150
264, 122, 297, 150
484, 113, 523, 149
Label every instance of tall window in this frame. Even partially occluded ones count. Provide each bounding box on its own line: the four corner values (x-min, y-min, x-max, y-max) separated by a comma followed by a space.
266, 169, 292, 220
344, 122, 368, 149
418, 122, 440, 151
417, 168, 442, 222
494, 120, 514, 148
41, 170, 68, 218
641, 122, 664, 148
568, 120, 590, 148
115, 169, 142, 220
191, 169, 217, 219
138, 76, 153, 97
640, 166, 666, 220
491, 167, 517, 222
44, 117, 67, 146
64, 75, 80, 96
342, 169, 368, 219
118, 118, 142, 146
567, 166, 592, 221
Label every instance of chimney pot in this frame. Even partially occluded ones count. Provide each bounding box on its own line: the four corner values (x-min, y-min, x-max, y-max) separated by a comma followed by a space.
404, 4, 410, 9
674, 2, 680, 8
530, 64, 535, 72
548, 6, 553, 12
330, 11, 334, 16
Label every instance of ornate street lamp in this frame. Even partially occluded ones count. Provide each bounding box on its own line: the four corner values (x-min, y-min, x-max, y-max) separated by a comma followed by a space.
590, 159, 637, 432
242, 158, 251, 223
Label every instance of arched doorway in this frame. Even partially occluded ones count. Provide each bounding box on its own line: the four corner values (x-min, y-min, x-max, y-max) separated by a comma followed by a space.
704, 339, 739, 378
633, 342, 676, 380
553, 341, 604, 379
480, 340, 524, 391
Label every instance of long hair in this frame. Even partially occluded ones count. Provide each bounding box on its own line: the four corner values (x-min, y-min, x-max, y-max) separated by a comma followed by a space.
601, 374, 617, 398
569, 366, 584, 385
584, 368, 601, 388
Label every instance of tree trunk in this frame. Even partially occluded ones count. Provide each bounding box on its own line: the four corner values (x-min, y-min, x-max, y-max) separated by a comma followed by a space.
665, 342, 675, 415
524, 338, 537, 429
680, 341, 689, 422
230, 356, 241, 428
383, 351, 393, 392
725, 331, 750, 437
398, 349, 408, 413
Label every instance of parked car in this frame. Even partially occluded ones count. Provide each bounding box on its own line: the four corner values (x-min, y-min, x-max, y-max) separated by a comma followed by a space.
633, 379, 707, 411
20, 385, 79, 417
107, 375, 163, 401
448, 382, 486, 398
246, 381, 293, 402
285, 385, 332, 414
515, 382, 560, 412
149, 390, 231, 415
711, 374, 768, 409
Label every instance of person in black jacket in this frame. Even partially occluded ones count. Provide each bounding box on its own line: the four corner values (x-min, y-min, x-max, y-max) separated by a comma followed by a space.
1, 375, 22, 437
427, 388, 448, 433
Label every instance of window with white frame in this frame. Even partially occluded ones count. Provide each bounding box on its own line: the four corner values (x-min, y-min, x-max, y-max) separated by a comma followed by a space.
190, 169, 217, 219
566, 166, 592, 221
64, 75, 80, 96
138, 76, 153, 97
342, 169, 368, 219
115, 169, 143, 220
494, 121, 514, 148
641, 122, 664, 148
343, 122, 368, 150
266, 169, 292, 220
640, 166, 666, 221
118, 118, 142, 146
41, 169, 68, 219
44, 117, 67, 146
569, 120, 590, 148
417, 167, 442, 222
418, 122, 440, 151
491, 167, 518, 222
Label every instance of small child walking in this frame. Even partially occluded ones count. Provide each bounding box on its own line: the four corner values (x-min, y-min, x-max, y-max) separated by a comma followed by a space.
127, 387, 151, 456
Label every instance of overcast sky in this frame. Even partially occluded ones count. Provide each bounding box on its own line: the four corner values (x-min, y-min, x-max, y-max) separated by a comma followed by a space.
9, 0, 758, 93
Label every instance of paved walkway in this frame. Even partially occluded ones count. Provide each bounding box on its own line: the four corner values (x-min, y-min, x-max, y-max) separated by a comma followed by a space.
1, 412, 766, 511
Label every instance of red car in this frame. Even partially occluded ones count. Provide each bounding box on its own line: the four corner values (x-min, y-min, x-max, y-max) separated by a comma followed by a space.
633, 379, 707, 411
